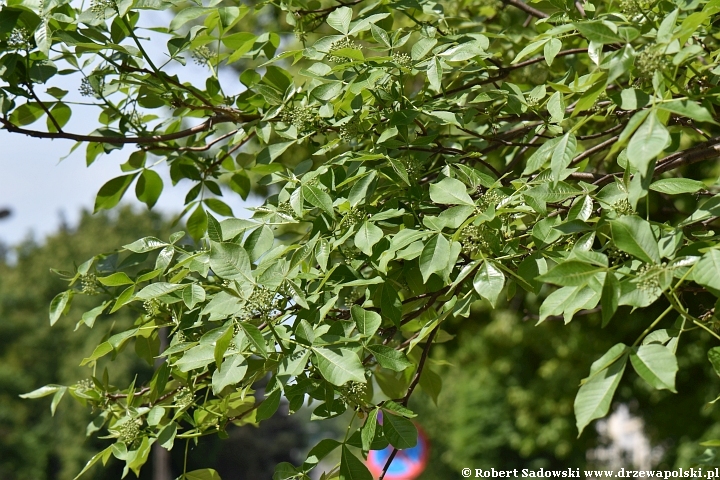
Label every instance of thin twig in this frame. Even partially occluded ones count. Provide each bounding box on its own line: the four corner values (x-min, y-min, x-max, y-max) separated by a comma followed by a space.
401, 325, 440, 406
570, 135, 619, 166
378, 449, 399, 480
439, 48, 586, 98
501, 0, 549, 18
26, 84, 63, 133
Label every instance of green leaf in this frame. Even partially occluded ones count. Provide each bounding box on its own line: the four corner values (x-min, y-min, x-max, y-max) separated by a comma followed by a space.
209, 241, 252, 282
80, 342, 113, 366
214, 326, 234, 368
10, 103, 44, 126
256, 389, 281, 421
94, 174, 137, 212
135, 169, 163, 209
601, 272, 620, 327
135, 282, 184, 300
366, 345, 413, 371
412, 37, 437, 60
630, 344, 678, 391
49, 290, 72, 326
311, 82, 343, 102
73, 445, 113, 480
313, 347, 366, 385
187, 205, 208, 241
614, 89, 649, 110
327, 6, 352, 34
354, 222, 383, 256
610, 216, 660, 264
302, 185, 335, 217
169, 7, 209, 30
523, 136, 562, 175
708, 347, 720, 377
81, 302, 108, 328
158, 422, 177, 450
123, 236, 167, 253
574, 353, 628, 435
537, 261, 604, 287
205, 198, 234, 217
427, 57, 442, 91
419, 234, 451, 283
182, 469, 222, 480
20, 384, 63, 399
303, 438, 341, 470
511, 39, 546, 64
694, 249, 720, 291
575, 22, 621, 44
680, 195, 720, 226
339, 445, 373, 480
544, 38, 562, 66
658, 100, 717, 124
351, 305, 381, 337
627, 112, 669, 174
97, 272, 134, 286
175, 344, 215, 372
361, 409, 379, 451
238, 323, 268, 358
348, 172, 376, 206
539, 285, 598, 324
429, 177, 474, 206
547, 92, 565, 123
244, 225, 274, 262
207, 212, 223, 243
473, 261, 505, 307
649, 178, 706, 194
370, 24, 391, 47
550, 133, 577, 182
383, 400, 417, 418
382, 412, 418, 449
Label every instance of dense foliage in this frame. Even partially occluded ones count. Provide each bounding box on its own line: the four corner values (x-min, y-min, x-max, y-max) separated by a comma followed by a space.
0, 209, 308, 480
4, 0, 720, 477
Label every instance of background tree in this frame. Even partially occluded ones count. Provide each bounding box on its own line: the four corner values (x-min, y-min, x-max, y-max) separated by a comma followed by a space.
3, 0, 720, 478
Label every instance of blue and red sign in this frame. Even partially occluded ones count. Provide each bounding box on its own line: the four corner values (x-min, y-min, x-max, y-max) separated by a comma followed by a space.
367, 425, 429, 480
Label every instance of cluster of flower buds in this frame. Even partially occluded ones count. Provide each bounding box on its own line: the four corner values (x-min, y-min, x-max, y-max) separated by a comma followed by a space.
117, 417, 143, 445
143, 298, 166, 317
339, 380, 368, 407
392, 52, 412, 68
192, 46, 213, 66
281, 106, 317, 133
612, 198, 635, 216
619, 0, 653, 18
174, 386, 194, 409
461, 224, 493, 256
328, 37, 360, 63
339, 117, 360, 141
341, 208, 366, 229
635, 262, 668, 294
635, 47, 668, 79
90, 0, 116, 19
80, 273, 100, 295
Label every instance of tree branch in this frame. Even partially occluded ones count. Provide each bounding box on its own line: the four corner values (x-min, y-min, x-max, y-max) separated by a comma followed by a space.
501, 0, 549, 18
440, 48, 587, 98
0, 114, 252, 145
401, 325, 440, 406
570, 135, 619, 166
378, 449, 399, 480
590, 136, 720, 185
